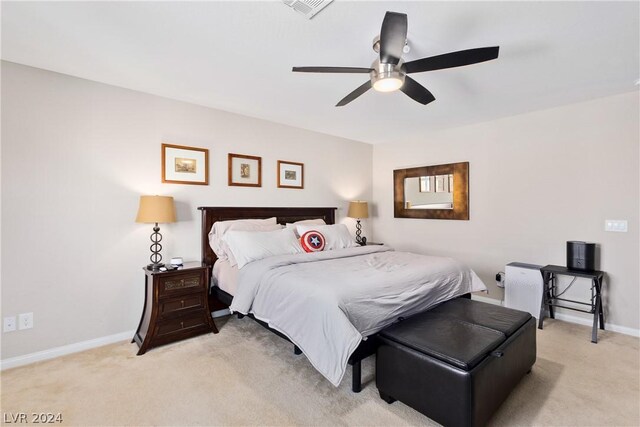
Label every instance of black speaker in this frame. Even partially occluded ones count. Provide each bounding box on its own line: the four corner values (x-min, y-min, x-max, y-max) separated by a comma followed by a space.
567, 241, 596, 271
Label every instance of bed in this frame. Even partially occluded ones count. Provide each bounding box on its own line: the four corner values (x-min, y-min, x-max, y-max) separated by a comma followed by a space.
199, 206, 485, 392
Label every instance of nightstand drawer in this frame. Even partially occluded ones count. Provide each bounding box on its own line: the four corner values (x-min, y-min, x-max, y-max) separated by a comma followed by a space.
158, 273, 204, 297
159, 294, 205, 317
156, 313, 207, 337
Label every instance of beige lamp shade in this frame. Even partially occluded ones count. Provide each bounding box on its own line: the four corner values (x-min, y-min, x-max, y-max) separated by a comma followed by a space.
348, 201, 369, 219
135, 195, 176, 224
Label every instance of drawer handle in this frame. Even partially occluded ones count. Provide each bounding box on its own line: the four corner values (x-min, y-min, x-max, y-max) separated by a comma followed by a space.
181, 300, 185, 308
491, 351, 504, 358
180, 321, 184, 329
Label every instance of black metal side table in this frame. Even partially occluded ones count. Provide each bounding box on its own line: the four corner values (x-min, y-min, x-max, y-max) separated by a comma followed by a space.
538, 265, 605, 343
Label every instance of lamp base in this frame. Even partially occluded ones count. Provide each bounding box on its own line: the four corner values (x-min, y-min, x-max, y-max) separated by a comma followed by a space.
148, 224, 164, 271
147, 262, 165, 271
355, 219, 363, 245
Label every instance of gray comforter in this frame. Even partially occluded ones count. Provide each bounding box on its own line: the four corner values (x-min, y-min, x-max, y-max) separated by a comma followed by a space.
229, 245, 486, 386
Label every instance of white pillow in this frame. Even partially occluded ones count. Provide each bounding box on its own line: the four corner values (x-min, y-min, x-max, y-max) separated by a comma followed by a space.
295, 224, 358, 251
224, 228, 303, 269
222, 225, 285, 267
285, 218, 326, 237
208, 217, 280, 261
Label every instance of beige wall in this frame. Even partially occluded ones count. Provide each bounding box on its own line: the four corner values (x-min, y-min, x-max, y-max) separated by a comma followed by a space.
0, 62, 373, 359
2, 60, 638, 363
372, 91, 639, 331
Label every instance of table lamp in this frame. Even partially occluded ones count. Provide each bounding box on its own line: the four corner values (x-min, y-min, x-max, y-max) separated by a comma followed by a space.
348, 201, 369, 245
136, 195, 176, 270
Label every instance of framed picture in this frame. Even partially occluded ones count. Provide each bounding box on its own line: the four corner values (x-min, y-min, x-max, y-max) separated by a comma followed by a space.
277, 160, 304, 189
162, 143, 209, 185
228, 153, 262, 187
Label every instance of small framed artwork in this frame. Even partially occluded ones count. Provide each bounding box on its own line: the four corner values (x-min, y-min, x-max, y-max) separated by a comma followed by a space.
162, 143, 209, 185
228, 153, 262, 187
277, 160, 304, 189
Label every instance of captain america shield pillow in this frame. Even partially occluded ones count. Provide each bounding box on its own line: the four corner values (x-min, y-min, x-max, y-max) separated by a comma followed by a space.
300, 230, 326, 253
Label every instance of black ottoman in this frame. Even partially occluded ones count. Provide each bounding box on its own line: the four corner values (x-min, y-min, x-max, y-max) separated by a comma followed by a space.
376, 299, 536, 427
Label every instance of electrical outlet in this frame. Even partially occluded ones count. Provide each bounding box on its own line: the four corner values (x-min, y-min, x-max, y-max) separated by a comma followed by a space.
4, 316, 17, 332
18, 312, 33, 330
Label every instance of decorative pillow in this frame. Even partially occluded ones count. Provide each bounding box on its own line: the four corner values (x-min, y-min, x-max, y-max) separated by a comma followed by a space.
300, 231, 326, 253
208, 217, 280, 262
285, 219, 327, 237
295, 224, 359, 251
224, 228, 303, 269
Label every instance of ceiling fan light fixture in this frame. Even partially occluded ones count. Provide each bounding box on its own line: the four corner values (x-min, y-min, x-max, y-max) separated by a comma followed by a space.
373, 76, 404, 92
371, 61, 405, 92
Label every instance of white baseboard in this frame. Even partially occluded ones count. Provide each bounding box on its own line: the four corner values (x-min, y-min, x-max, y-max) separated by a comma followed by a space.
3, 294, 639, 371
0, 329, 135, 371
552, 312, 640, 337
471, 294, 639, 338
471, 294, 503, 306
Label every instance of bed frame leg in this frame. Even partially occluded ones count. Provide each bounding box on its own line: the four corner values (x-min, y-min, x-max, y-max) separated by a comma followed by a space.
352, 360, 362, 393
293, 345, 302, 355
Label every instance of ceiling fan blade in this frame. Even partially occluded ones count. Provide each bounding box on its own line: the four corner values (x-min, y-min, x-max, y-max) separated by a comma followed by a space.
400, 76, 436, 105
403, 46, 500, 74
336, 81, 372, 106
292, 66, 373, 73
379, 11, 407, 65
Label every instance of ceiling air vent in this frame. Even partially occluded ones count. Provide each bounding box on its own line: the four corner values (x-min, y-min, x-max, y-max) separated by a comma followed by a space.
282, 0, 333, 19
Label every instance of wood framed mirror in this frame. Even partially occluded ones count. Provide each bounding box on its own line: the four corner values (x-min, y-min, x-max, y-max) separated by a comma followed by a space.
394, 162, 469, 220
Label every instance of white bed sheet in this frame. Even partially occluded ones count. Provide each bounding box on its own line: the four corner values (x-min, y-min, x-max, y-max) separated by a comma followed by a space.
212, 259, 239, 296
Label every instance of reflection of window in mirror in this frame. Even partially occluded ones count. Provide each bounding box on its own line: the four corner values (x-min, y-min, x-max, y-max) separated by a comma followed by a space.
435, 175, 445, 192
419, 176, 432, 192
448, 174, 453, 193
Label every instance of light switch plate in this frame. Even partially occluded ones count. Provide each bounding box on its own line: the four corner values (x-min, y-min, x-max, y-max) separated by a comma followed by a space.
605, 220, 628, 232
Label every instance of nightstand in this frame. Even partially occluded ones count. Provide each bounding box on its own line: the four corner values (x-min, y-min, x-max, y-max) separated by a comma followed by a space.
133, 262, 218, 355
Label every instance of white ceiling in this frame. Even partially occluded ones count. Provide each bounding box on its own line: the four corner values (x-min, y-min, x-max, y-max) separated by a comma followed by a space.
2, 1, 639, 145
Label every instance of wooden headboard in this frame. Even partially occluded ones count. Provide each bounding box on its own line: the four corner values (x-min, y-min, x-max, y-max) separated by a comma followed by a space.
198, 206, 337, 268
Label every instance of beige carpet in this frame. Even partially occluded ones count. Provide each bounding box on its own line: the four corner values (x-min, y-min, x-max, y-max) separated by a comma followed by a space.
1, 316, 638, 426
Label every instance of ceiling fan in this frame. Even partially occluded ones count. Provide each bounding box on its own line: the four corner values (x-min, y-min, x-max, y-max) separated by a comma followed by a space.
292, 11, 499, 106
